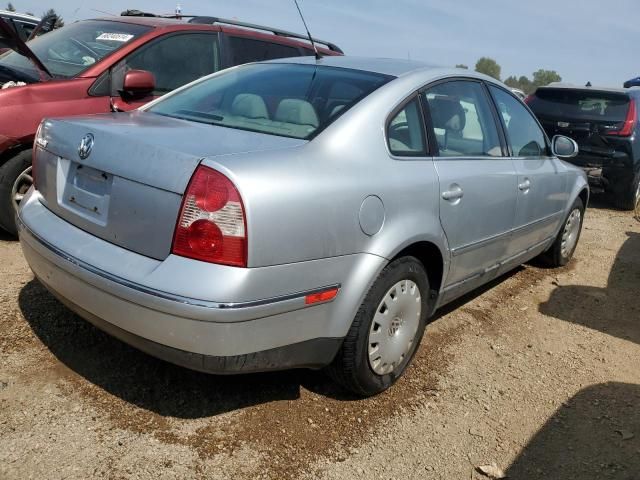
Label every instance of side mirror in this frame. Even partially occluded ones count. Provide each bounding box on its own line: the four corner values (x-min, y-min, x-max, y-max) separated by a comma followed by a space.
122, 70, 155, 98
552, 135, 579, 159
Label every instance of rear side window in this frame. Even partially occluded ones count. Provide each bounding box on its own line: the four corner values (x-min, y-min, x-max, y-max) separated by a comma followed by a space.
115, 33, 220, 95
528, 88, 631, 123
422, 80, 502, 157
387, 98, 426, 156
489, 86, 547, 157
227, 36, 301, 64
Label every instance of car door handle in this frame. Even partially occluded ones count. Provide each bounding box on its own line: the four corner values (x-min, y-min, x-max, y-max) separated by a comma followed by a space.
518, 179, 531, 191
442, 185, 464, 201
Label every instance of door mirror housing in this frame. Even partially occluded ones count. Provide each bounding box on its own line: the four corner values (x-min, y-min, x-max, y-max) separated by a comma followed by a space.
121, 70, 155, 98
552, 135, 579, 159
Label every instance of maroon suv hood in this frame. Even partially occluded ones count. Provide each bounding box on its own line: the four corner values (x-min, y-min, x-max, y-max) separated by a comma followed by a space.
0, 17, 51, 80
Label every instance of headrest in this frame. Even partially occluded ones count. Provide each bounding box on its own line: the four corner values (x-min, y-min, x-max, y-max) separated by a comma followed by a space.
231, 93, 269, 119
429, 97, 466, 132
275, 99, 319, 127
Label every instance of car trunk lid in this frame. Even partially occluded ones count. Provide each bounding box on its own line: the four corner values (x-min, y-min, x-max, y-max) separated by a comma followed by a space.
34, 111, 305, 260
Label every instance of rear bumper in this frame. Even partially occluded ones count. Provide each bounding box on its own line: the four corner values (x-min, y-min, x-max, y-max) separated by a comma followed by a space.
17, 191, 385, 372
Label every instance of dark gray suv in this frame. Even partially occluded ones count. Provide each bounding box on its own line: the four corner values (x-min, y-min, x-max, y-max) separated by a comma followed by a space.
527, 84, 640, 210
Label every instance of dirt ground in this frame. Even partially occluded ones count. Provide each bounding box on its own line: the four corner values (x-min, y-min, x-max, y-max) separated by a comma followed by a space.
1, 197, 639, 480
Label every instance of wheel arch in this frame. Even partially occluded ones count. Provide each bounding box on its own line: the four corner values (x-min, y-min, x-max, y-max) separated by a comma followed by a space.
390, 241, 446, 297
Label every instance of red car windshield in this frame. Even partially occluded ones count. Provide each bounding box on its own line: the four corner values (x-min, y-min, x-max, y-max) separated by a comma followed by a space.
0, 20, 151, 80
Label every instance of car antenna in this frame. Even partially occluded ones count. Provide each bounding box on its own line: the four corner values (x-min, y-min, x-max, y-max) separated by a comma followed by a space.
293, 0, 322, 60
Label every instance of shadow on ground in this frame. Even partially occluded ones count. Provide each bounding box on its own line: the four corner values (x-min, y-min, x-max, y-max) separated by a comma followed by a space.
540, 231, 640, 344
18, 280, 357, 419
507, 382, 640, 479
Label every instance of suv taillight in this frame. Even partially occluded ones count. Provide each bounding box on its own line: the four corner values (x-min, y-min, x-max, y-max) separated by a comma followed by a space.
606, 98, 637, 137
172, 165, 247, 267
524, 94, 534, 105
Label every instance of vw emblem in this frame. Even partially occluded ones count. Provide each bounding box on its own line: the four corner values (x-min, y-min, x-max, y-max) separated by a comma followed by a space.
78, 133, 94, 160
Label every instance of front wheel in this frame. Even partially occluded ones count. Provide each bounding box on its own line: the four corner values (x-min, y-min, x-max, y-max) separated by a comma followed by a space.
0, 149, 33, 236
539, 197, 585, 267
327, 256, 430, 396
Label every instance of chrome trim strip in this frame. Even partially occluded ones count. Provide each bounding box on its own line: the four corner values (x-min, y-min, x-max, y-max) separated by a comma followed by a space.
17, 215, 340, 310
451, 212, 561, 257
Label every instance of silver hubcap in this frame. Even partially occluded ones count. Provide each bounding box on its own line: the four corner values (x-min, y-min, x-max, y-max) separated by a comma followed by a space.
561, 208, 581, 258
11, 166, 33, 212
367, 279, 422, 375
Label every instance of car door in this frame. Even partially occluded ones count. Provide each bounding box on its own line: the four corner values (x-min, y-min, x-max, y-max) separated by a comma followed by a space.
110, 32, 220, 111
421, 79, 517, 298
488, 85, 568, 259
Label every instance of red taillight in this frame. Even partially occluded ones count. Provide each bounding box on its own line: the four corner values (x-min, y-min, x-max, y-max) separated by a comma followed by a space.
606, 98, 637, 137
524, 94, 534, 105
172, 165, 247, 267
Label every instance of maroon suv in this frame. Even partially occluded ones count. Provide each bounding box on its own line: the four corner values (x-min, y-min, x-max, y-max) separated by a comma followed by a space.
0, 14, 341, 235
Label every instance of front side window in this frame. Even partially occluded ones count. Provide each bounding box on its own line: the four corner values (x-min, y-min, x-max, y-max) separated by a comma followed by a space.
489, 85, 547, 157
227, 36, 301, 64
0, 20, 151, 79
115, 33, 220, 96
422, 80, 502, 157
387, 98, 426, 156
147, 63, 393, 140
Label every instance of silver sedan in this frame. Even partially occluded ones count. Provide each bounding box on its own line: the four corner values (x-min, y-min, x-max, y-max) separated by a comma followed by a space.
18, 56, 588, 396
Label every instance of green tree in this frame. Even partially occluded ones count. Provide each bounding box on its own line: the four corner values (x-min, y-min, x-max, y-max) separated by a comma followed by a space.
475, 57, 501, 80
532, 69, 562, 87
455, 64, 469, 70
6, 2, 15, 11
42, 8, 64, 28
504, 75, 519, 88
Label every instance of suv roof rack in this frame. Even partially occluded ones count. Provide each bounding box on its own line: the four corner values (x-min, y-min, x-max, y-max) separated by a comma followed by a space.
119, 10, 342, 53
188, 16, 342, 53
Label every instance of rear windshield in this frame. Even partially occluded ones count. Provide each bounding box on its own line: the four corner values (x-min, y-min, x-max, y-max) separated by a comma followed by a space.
0, 20, 151, 79
529, 89, 631, 123
147, 63, 393, 140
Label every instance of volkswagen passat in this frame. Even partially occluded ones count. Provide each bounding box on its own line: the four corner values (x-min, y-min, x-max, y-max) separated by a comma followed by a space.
18, 57, 588, 396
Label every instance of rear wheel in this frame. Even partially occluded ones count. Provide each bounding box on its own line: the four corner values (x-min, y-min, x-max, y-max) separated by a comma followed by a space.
327, 256, 429, 396
0, 149, 33, 236
540, 197, 584, 267
614, 172, 640, 211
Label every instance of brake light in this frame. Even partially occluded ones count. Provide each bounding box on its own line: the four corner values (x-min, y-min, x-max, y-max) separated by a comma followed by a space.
606, 98, 637, 137
172, 165, 247, 267
524, 94, 534, 105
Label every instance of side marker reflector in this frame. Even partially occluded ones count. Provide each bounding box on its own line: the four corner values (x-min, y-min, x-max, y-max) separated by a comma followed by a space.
305, 287, 339, 305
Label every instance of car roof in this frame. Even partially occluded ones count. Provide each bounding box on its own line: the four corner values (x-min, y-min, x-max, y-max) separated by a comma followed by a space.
537, 83, 640, 95
263, 55, 438, 77
0, 9, 40, 22
261, 55, 501, 82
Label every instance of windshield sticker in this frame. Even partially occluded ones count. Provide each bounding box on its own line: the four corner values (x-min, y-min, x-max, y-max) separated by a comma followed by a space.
96, 33, 134, 42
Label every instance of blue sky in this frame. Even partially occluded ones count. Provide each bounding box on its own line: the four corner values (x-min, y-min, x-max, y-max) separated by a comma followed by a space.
8, 0, 637, 86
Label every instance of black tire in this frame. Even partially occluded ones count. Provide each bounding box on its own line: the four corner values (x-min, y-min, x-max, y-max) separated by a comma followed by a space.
613, 172, 640, 211
0, 149, 32, 236
327, 256, 430, 397
539, 197, 585, 267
